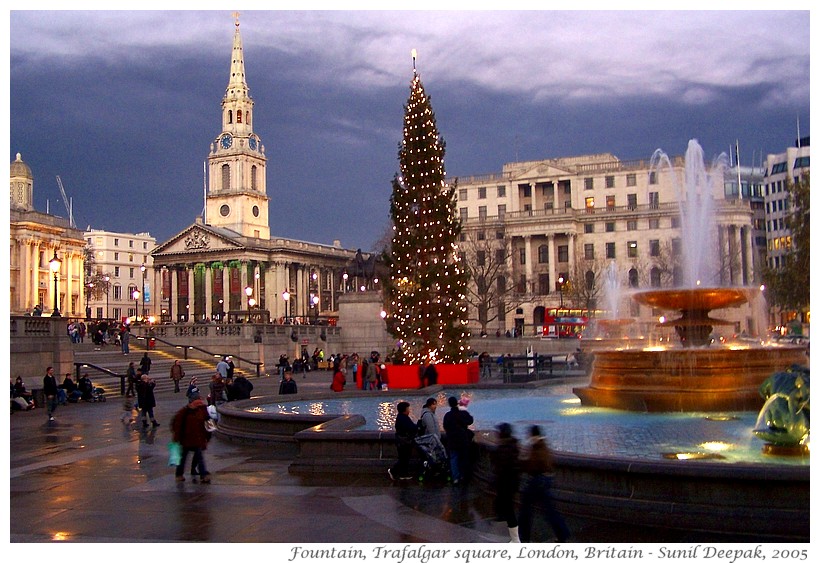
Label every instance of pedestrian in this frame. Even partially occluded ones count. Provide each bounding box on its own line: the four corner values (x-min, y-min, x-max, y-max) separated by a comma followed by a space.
330, 363, 346, 392
121, 326, 130, 355
518, 425, 570, 542
208, 373, 227, 406
125, 361, 139, 399
170, 360, 185, 393
417, 397, 440, 438
490, 422, 521, 542
186, 376, 200, 400
172, 391, 212, 483
216, 356, 229, 380
364, 358, 378, 390
349, 353, 359, 386
225, 356, 235, 382
442, 395, 475, 485
278, 369, 297, 394
139, 351, 152, 375
423, 360, 439, 386
121, 393, 136, 424
136, 374, 160, 428
388, 401, 416, 481
228, 374, 254, 400
43, 366, 59, 421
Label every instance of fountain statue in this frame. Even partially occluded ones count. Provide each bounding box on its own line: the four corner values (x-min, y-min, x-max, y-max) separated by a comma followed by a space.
753, 365, 810, 455
574, 140, 808, 412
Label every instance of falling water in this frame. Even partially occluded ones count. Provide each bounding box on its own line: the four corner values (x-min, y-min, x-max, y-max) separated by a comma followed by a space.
602, 261, 622, 319
650, 139, 730, 287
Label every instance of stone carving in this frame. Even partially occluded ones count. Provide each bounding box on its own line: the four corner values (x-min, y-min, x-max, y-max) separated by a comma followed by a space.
184, 230, 210, 250
753, 365, 810, 450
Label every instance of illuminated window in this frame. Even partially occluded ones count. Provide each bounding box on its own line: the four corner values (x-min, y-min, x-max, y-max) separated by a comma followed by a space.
585, 197, 595, 213
627, 241, 638, 258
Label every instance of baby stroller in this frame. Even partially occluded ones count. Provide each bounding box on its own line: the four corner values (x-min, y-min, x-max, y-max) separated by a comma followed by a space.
414, 433, 449, 482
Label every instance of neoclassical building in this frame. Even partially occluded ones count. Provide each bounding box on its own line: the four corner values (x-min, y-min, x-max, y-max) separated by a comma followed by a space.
10, 153, 87, 316
150, 15, 371, 324
454, 150, 763, 335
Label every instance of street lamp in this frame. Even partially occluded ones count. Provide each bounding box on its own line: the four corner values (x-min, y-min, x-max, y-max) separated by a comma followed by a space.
282, 290, 290, 323
133, 289, 140, 321
557, 275, 565, 309
104, 275, 110, 319
49, 251, 61, 317
140, 264, 147, 318
342, 272, 348, 293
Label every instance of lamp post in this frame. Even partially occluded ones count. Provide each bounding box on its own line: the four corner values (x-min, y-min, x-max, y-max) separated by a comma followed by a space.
49, 251, 61, 317
282, 290, 290, 323
133, 289, 140, 321
104, 275, 110, 319
558, 275, 565, 308
140, 264, 147, 318
85, 281, 93, 320
342, 272, 348, 293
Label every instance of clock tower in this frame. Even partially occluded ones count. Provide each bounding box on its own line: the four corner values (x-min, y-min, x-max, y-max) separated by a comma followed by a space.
206, 13, 270, 239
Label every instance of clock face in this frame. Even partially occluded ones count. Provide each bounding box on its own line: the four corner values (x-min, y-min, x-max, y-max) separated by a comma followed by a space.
249, 137, 257, 150
221, 134, 232, 149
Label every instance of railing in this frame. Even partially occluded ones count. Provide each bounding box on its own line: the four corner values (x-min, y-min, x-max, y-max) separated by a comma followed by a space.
73, 362, 126, 395
135, 334, 265, 378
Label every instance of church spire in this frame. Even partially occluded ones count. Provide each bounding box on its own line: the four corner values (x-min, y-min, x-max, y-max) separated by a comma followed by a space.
225, 12, 249, 101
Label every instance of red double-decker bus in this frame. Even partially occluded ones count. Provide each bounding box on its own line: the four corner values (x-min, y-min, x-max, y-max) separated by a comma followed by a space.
542, 308, 588, 338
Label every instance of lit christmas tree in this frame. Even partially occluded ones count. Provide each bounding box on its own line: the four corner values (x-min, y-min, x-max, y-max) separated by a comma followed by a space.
385, 52, 471, 364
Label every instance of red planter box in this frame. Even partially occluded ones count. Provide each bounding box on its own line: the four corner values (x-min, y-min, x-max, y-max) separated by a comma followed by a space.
381, 361, 479, 389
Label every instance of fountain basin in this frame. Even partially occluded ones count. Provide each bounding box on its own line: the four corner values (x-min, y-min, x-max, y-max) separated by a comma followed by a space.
574, 345, 808, 412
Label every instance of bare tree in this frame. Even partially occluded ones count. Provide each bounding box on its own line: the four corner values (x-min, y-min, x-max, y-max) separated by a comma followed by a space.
459, 225, 538, 334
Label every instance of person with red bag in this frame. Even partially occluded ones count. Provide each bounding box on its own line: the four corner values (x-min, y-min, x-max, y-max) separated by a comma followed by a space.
171, 391, 212, 483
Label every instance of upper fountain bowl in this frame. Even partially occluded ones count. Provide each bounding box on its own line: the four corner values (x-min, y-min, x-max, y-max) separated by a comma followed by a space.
632, 287, 750, 311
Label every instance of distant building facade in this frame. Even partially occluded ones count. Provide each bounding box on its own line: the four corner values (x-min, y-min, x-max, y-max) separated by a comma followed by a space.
151, 15, 372, 324
453, 150, 763, 336
83, 229, 157, 320
9, 153, 86, 316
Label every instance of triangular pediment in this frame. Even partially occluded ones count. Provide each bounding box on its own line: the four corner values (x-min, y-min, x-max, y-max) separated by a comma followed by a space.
152, 224, 244, 256
512, 163, 574, 181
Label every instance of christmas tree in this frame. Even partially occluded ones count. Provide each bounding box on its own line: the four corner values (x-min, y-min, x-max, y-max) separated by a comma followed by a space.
385, 55, 471, 364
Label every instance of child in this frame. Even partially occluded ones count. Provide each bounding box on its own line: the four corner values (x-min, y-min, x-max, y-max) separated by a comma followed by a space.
121, 394, 136, 424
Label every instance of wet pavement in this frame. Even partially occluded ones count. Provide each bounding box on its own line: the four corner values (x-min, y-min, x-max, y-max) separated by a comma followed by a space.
8, 368, 776, 547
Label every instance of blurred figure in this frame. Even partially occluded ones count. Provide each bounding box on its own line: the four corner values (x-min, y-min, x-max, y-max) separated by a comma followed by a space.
518, 425, 570, 542
490, 422, 521, 542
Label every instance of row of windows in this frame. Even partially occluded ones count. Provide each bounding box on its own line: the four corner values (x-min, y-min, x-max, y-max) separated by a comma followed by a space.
766, 197, 790, 214
768, 218, 788, 232
90, 237, 149, 250
767, 236, 792, 251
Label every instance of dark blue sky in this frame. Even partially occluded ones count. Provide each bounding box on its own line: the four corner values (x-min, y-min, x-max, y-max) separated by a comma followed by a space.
7, 10, 811, 251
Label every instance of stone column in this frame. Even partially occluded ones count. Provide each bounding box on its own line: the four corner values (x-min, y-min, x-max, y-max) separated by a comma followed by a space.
170, 268, 178, 321
204, 264, 213, 320
187, 267, 195, 321
547, 234, 556, 295
32, 241, 41, 310
240, 261, 249, 309
524, 236, 533, 292
568, 232, 576, 270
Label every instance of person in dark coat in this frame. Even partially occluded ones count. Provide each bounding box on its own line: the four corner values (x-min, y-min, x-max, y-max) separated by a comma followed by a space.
278, 370, 297, 394
490, 422, 521, 542
171, 392, 212, 483
136, 374, 160, 428
442, 395, 475, 485
423, 361, 439, 386
518, 425, 570, 542
139, 352, 152, 375
125, 362, 138, 398
43, 366, 59, 421
388, 401, 417, 481
227, 375, 253, 401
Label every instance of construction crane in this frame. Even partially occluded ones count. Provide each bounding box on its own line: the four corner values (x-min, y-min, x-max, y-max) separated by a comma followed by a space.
56, 175, 76, 228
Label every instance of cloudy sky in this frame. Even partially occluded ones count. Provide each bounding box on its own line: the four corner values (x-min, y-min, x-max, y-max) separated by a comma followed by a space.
7, 7, 811, 252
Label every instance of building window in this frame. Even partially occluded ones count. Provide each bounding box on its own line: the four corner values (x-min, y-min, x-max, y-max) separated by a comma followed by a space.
460, 208, 468, 221
538, 273, 550, 295
627, 220, 637, 231
143, 242, 148, 250
671, 216, 680, 228
648, 191, 659, 208
129, 240, 134, 248
114, 266, 120, 277
478, 206, 487, 220
129, 253, 134, 262
251, 166, 258, 190
584, 177, 593, 190
650, 267, 662, 287
113, 285, 122, 300
519, 184, 532, 198
221, 164, 230, 190
564, 183, 571, 195
649, 171, 658, 185
627, 241, 638, 258
477, 230, 486, 241
605, 222, 615, 232
557, 245, 568, 262
129, 267, 134, 278
606, 242, 616, 259
649, 218, 660, 229
585, 197, 595, 213
519, 248, 526, 265
497, 185, 506, 198
584, 243, 595, 260
628, 268, 639, 288
606, 195, 615, 210
114, 238, 119, 247
495, 231, 505, 240
459, 188, 468, 200
627, 193, 637, 210
626, 173, 637, 187
478, 187, 487, 199
538, 244, 549, 264
495, 249, 505, 264
476, 250, 486, 266
671, 238, 682, 257
114, 252, 119, 261
584, 223, 594, 234
605, 175, 615, 188
498, 204, 506, 219
649, 239, 660, 257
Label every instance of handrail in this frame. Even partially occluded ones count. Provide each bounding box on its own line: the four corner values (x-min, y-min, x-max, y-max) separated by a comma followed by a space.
135, 335, 265, 378
73, 362, 126, 395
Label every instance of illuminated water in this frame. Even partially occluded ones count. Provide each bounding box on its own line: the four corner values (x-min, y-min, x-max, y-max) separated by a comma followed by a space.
249, 384, 808, 466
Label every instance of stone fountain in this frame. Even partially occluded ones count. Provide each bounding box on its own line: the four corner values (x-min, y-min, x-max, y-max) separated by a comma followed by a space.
574, 140, 808, 412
